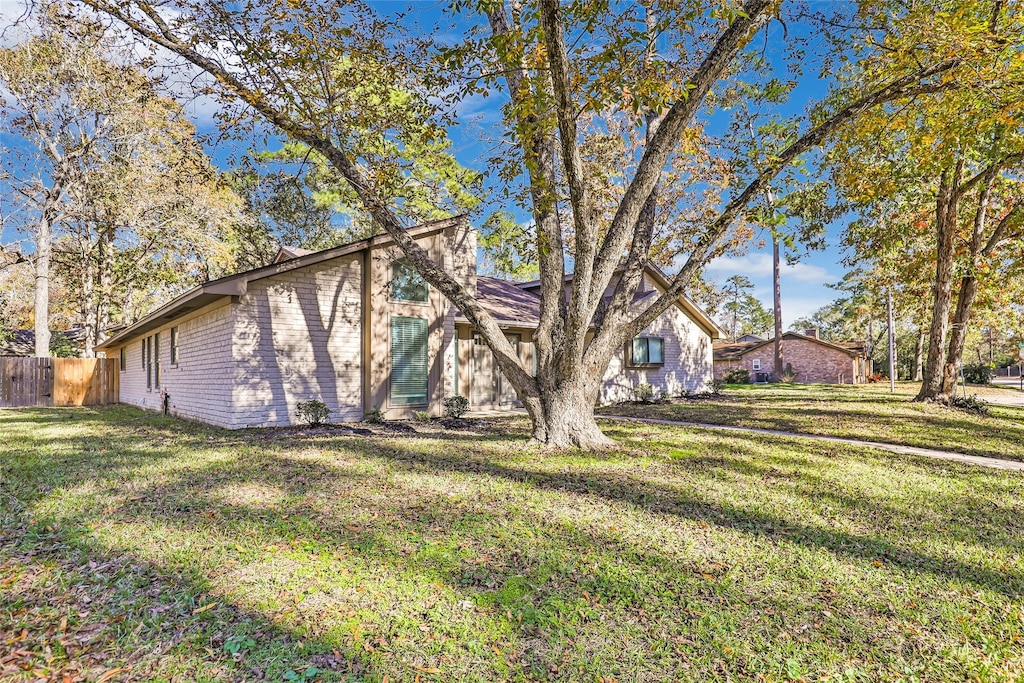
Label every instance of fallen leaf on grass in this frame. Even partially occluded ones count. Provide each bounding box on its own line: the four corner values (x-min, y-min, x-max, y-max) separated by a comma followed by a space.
411, 665, 440, 674
192, 602, 218, 615
96, 667, 122, 682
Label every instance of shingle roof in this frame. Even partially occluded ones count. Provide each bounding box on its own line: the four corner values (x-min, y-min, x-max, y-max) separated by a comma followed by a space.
455, 276, 541, 325
713, 332, 869, 360
0, 328, 87, 357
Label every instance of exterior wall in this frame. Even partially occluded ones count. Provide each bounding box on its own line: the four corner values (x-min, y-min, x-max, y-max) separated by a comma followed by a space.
232, 255, 363, 428
116, 300, 236, 427
366, 228, 468, 419
713, 338, 863, 384
600, 300, 713, 403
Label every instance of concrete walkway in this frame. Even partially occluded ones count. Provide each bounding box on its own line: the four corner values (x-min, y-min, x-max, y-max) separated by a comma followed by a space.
600, 414, 1024, 472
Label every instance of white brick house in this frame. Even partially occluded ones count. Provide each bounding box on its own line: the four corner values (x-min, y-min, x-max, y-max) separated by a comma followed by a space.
98, 216, 721, 428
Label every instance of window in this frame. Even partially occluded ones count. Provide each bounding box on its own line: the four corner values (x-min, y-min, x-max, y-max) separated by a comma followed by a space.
752, 359, 761, 371
153, 333, 160, 387
390, 259, 429, 302
119, 347, 126, 372
170, 327, 179, 365
145, 337, 152, 389
390, 316, 428, 406
630, 337, 664, 366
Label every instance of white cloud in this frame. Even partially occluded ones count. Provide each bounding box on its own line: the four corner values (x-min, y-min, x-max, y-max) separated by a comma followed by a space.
705, 253, 835, 285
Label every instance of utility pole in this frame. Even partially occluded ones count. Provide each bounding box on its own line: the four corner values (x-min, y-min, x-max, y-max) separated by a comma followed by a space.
887, 286, 896, 393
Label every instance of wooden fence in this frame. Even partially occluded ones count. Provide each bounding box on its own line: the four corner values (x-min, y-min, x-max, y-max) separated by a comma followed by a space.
0, 358, 119, 408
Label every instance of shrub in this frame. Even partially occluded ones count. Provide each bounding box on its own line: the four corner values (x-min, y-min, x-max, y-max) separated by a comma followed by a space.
708, 379, 727, 395
948, 394, 989, 415
363, 405, 385, 423
633, 383, 655, 403
443, 395, 470, 419
962, 364, 993, 385
413, 410, 432, 422
295, 399, 331, 427
866, 372, 884, 383
722, 368, 750, 384
778, 363, 799, 384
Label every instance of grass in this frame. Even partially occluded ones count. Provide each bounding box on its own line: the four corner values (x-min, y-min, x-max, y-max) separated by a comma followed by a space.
1, 405, 1022, 682
598, 382, 1024, 462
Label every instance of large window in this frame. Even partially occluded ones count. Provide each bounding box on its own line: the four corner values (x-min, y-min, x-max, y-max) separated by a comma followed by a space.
145, 337, 152, 389
119, 347, 126, 372
390, 316, 428, 406
390, 259, 429, 303
630, 337, 665, 366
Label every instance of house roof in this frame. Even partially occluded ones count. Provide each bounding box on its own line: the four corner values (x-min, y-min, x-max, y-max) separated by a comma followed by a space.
273, 245, 315, 263
0, 328, 88, 357
454, 276, 541, 326
96, 216, 466, 351
516, 264, 723, 339
713, 331, 869, 361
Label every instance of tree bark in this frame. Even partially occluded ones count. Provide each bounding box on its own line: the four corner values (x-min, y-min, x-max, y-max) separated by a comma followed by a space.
32, 192, 60, 358
772, 230, 783, 379
916, 163, 961, 402
941, 275, 979, 394
913, 328, 925, 382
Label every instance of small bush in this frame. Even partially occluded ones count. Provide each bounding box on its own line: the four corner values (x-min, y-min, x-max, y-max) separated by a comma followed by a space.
867, 372, 884, 383
295, 399, 331, 427
413, 410, 432, 422
948, 394, 989, 416
443, 395, 470, 418
364, 405, 385, 423
722, 368, 750, 384
633, 383, 655, 403
708, 379, 727, 395
778, 363, 799, 384
962, 364, 993, 385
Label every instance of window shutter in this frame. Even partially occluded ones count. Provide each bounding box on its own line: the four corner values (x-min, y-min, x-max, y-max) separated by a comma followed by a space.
390, 317, 428, 406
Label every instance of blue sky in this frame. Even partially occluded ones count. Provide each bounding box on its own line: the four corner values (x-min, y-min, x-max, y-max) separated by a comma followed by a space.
1, 0, 852, 329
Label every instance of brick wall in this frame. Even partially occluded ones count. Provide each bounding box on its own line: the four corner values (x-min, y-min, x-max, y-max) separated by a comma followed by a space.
232, 255, 364, 428
600, 276, 715, 402
118, 301, 236, 427
714, 338, 861, 384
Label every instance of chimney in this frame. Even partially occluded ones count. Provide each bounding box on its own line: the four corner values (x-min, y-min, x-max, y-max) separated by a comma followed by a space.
805, 328, 819, 339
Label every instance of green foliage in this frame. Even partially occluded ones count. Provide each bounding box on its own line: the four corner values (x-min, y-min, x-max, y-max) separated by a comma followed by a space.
478, 211, 538, 280
722, 368, 750, 384
632, 383, 655, 403
48, 332, 77, 358
295, 400, 331, 427
363, 405, 385, 424
708, 379, 727, 395
962, 364, 993, 385
443, 395, 470, 419
412, 410, 432, 422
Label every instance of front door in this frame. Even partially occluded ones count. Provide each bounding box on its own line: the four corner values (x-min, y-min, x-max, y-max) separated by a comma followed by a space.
471, 332, 522, 406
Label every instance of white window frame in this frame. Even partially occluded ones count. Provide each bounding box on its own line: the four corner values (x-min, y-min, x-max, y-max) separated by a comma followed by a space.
752, 359, 762, 371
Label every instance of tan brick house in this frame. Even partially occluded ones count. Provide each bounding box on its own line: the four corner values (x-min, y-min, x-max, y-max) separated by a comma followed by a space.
713, 330, 870, 384
97, 216, 721, 428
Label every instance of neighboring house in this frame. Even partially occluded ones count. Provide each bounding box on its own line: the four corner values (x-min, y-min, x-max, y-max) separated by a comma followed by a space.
97, 216, 721, 428
0, 328, 87, 357
713, 329, 871, 384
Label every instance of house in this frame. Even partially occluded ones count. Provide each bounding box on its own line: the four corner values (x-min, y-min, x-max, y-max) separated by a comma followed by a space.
713, 329, 870, 384
96, 217, 721, 428
0, 328, 87, 357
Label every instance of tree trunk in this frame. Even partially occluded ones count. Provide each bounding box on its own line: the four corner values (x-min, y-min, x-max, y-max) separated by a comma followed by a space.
80, 248, 97, 358
772, 230, 783, 379
913, 328, 925, 382
940, 275, 980, 396
536, 382, 613, 449
916, 165, 961, 402
33, 210, 53, 358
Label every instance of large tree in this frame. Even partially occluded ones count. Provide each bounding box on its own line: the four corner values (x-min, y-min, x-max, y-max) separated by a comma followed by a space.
829, 0, 1024, 402
75, 0, 995, 446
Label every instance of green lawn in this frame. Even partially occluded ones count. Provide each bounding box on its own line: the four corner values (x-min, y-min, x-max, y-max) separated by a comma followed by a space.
1, 406, 1022, 682
598, 382, 1024, 462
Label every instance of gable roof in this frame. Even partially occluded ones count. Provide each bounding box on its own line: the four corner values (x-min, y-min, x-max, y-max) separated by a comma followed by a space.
96, 216, 465, 351
516, 264, 723, 339
713, 331, 868, 361
273, 245, 315, 263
